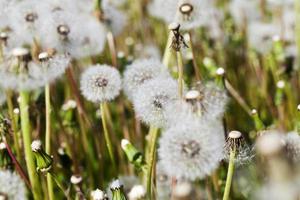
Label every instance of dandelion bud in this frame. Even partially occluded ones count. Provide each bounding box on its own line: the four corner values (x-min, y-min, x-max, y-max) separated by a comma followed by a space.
128, 185, 146, 200
91, 189, 108, 200
121, 139, 144, 169
31, 140, 53, 173
110, 179, 128, 200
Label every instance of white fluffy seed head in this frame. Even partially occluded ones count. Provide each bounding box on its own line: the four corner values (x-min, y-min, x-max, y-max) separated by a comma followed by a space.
31, 140, 42, 152
0, 170, 26, 200
148, 0, 215, 30
185, 90, 200, 100
123, 58, 170, 100
256, 131, 284, 156
128, 185, 146, 200
173, 182, 193, 198
12, 47, 29, 57
133, 76, 179, 128
110, 179, 123, 190
276, 80, 285, 89
216, 67, 225, 76
80, 64, 121, 103
91, 189, 107, 200
158, 118, 225, 181
62, 99, 77, 111
283, 131, 300, 163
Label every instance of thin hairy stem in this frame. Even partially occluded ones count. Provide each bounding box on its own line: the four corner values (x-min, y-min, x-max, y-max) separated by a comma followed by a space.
176, 51, 184, 98
222, 146, 236, 200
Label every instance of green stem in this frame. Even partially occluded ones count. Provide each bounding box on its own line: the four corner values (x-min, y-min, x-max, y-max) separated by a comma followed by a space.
6, 90, 21, 161
162, 33, 173, 67
45, 84, 54, 200
49, 172, 70, 200
222, 147, 236, 200
146, 127, 159, 199
19, 91, 42, 199
176, 51, 184, 98
100, 102, 116, 171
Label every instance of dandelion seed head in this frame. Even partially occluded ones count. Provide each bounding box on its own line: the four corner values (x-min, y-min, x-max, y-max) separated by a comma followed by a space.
123, 58, 170, 100
148, 0, 215, 30
156, 162, 172, 199
101, 2, 127, 36
158, 118, 225, 181
0, 142, 6, 150
91, 189, 108, 200
110, 179, 123, 190
283, 131, 300, 163
40, 10, 106, 58
184, 82, 228, 120
276, 80, 285, 89
133, 76, 179, 128
134, 44, 161, 60
31, 140, 42, 152
248, 22, 281, 54
128, 185, 146, 200
80, 64, 121, 103
229, 0, 261, 27
0, 170, 26, 200
256, 130, 284, 156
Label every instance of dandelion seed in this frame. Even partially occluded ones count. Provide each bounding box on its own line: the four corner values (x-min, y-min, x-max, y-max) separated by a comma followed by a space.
133, 76, 179, 128
158, 118, 225, 181
123, 58, 170, 100
256, 130, 284, 156
0, 170, 26, 200
80, 64, 121, 103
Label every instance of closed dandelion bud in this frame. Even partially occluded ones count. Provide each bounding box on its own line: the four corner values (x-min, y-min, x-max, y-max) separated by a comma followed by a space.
251, 109, 265, 130
91, 189, 109, 200
121, 139, 144, 169
31, 140, 53, 173
224, 131, 254, 165
128, 185, 146, 200
110, 179, 128, 200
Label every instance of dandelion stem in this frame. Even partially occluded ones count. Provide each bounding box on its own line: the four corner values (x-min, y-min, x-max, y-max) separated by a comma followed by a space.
19, 91, 43, 200
176, 51, 184, 98
49, 172, 70, 200
107, 32, 118, 68
100, 102, 117, 171
45, 84, 54, 200
188, 31, 201, 81
163, 33, 173, 67
5, 90, 21, 161
222, 146, 236, 200
146, 126, 159, 199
